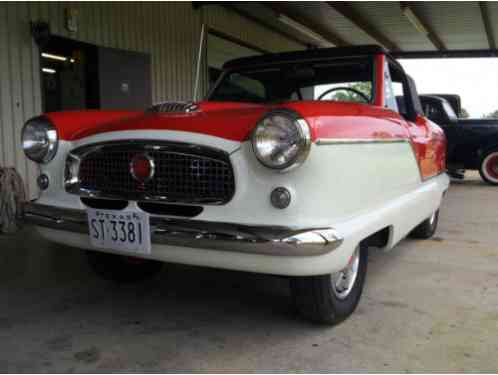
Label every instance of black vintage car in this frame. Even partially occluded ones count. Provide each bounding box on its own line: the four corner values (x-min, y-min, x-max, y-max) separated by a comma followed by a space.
420, 95, 498, 185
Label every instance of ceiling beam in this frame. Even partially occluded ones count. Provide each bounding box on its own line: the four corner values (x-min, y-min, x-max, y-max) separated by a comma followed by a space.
327, 2, 400, 51
392, 49, 498, 59
262, 2, 349, 47
192, 2, 308, 48
400, 2, 447, 51
479, 1, 496, 50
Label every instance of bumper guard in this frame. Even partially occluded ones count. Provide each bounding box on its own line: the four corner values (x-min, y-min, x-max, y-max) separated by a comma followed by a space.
23, 202, 343, 256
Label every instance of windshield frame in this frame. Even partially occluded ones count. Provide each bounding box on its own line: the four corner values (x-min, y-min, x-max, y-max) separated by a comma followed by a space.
205, 56, 377, 105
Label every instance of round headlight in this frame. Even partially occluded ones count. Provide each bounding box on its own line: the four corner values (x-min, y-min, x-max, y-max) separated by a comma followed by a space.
21, 116, 58, 163
252, 110, 311, 171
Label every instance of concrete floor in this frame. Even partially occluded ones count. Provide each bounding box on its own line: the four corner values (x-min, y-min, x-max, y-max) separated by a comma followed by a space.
0, 172, 497, 372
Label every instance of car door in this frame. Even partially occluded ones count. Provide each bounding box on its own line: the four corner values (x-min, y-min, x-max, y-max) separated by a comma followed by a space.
456, 119, 498, 169
422, 99, 462, 167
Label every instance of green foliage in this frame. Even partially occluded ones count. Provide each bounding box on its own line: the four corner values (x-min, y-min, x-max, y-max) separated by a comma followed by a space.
460, 108, 470, 119
482, 110, 498, 119
328, 82, 372, 103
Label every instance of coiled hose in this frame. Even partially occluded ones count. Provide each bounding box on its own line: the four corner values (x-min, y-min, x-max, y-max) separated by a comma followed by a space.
0, 167, 26, 234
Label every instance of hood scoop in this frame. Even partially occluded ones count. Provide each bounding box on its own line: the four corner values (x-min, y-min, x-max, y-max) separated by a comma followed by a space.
148, 101, 199, 114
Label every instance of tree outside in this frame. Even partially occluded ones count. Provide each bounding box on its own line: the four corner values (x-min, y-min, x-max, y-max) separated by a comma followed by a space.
483, 110, 498, 119
326, 82, 372, 103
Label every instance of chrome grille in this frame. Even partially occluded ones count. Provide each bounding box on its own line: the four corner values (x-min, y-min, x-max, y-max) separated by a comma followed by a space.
66, 141, 235, 205
148, 101, 198, 113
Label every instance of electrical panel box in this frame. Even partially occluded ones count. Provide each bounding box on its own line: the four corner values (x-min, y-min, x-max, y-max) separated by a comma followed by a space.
97, 47, 152, 110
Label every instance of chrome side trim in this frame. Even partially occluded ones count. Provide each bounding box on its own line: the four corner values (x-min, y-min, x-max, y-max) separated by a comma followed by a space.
315, 138, 408, 146
23, 203, 343, 257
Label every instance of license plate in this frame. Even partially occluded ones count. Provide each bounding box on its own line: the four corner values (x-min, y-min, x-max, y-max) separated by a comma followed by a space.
87, 209, 151, 254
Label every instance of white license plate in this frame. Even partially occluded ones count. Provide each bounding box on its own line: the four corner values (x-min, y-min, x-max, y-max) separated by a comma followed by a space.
87, 209, 151, 254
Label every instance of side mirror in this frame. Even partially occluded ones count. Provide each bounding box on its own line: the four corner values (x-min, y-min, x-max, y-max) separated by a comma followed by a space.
404, 76, 424, 122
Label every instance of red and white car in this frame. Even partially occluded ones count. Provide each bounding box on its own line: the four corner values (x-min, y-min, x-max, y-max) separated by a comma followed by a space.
23, 45, 449, 324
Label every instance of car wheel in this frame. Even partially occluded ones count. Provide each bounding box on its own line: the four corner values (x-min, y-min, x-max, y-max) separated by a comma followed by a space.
86, 251, 163, 283
291, 244, 367, 325
409, 209, 439, 239
479, 150, 498, 185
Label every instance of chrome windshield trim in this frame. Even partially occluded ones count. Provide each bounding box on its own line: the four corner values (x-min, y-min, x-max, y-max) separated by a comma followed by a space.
23, 202, 343, 257
316, 138, 408, 146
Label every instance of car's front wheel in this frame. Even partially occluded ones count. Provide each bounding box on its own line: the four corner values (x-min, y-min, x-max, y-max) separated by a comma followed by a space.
86, 251, 163, 283
479, 149, 498, 185
291, 244, 367, 325
409, 209, 439, 239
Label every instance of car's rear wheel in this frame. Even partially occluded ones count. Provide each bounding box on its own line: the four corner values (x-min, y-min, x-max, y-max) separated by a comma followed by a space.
409, 209, 439, 239
86, 251, 163, 283
291, 244, 367, 325
479, 150, 498, 185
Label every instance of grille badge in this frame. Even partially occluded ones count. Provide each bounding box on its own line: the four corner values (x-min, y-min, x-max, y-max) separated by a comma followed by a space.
130, 153, 155, 183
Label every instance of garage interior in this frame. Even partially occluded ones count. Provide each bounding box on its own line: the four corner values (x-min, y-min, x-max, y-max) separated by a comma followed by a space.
0, 1, 497, 372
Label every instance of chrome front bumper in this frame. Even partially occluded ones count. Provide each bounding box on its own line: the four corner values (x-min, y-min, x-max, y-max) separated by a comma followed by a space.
23, 203, 343, 257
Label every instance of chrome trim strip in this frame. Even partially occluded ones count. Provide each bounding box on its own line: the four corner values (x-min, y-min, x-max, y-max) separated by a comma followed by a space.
315, 138, 408, 146
23, 203, 343, 257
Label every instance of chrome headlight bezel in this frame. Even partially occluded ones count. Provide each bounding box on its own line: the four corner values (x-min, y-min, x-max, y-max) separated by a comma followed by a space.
21, 116, 58, 164
251, 110, 311, 171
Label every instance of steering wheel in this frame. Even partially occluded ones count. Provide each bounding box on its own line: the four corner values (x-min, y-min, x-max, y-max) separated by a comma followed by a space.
317, 87, 370, 103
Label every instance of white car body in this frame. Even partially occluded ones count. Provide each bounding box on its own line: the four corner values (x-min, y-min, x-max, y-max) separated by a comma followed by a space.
28, 128, 449, 276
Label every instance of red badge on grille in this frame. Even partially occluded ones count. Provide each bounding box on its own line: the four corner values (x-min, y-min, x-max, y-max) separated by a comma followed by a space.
130, 153, 155, 183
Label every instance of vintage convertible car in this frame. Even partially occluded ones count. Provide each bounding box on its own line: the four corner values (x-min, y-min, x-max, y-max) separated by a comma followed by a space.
420, 94, 498, 185
22, 45, 449, 324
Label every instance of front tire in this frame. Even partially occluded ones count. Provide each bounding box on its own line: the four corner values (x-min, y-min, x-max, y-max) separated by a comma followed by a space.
479, 150, 498, 185
410, 209, 439, 239
86, 251, 163, 283
291, 244, 367, 325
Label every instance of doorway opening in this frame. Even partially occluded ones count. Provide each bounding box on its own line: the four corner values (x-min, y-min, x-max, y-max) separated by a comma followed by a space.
40, 36, 98, 112
40, 35, 152, 112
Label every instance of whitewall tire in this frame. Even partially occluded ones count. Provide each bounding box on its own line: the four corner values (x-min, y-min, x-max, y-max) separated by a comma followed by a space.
479, 150, 498, 186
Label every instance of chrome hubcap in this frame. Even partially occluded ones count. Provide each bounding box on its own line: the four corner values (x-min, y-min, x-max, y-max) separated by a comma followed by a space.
331, 246, 360, 300
429, 211, 437, 226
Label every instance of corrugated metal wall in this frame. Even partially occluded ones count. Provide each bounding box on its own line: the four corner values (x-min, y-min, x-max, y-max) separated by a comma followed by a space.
0, 2, 303, 198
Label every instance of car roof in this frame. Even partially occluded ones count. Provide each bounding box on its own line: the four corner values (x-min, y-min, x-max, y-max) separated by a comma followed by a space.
223, 45, 395, 70
420, 95, 448, 103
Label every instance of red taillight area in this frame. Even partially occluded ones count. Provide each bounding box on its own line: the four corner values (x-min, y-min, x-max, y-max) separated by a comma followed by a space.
410, 136, 447, 181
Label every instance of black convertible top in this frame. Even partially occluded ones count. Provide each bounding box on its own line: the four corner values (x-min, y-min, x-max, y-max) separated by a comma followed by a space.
223, 45, 395, 70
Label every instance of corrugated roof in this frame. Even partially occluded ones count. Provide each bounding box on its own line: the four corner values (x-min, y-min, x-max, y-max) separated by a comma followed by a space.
220, 1, 498, 57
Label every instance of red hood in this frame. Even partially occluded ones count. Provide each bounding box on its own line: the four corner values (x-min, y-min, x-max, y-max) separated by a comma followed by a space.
45, 101, 403, 143
46, 102, 271, 142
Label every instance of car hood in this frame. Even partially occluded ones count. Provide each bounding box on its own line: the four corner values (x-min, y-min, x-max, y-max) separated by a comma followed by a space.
46, 102, 271, 142
45, 100, 400, 143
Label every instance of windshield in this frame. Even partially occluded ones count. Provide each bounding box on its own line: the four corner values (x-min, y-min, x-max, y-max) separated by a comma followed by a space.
208, 57, 374, 104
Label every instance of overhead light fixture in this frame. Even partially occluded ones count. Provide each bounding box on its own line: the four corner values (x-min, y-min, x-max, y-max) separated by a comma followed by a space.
278, 14, 329, 45
42, 68, 56, 74
41, 52, 75, 63
41, 52, 67, 61
401, 5, 429, 35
